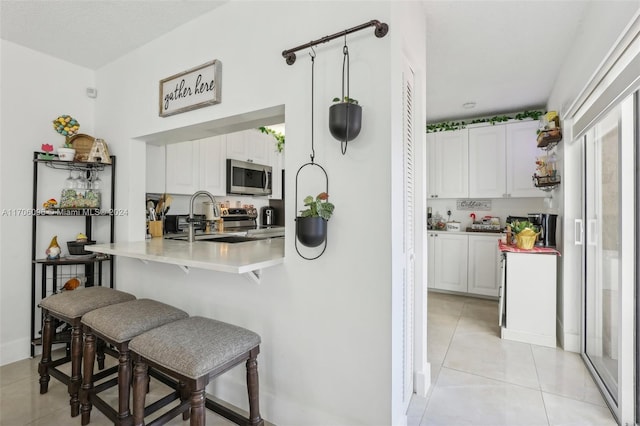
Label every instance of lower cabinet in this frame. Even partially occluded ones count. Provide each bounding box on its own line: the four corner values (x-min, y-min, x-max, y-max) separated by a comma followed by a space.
428, 232, 500, 297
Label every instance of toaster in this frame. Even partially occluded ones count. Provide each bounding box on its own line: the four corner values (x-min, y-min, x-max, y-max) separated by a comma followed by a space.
164, 214, 206, 233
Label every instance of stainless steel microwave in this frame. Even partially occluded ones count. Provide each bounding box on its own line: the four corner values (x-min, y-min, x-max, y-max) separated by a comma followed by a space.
226, 159, 272, 196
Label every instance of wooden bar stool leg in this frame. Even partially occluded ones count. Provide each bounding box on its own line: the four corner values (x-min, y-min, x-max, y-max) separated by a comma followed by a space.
37, 311, 52, 394
180, 381, 190, 421
69, 324, 83, 417
246, 348, 264, 426
80, 330, 96, 426
132, 358, 148, 426
117, 348, 133, 424
189, 388, 206, 426
96, 338, 106, 370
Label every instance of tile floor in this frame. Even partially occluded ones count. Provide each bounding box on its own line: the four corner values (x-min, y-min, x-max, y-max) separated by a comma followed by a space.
0, 350, 237, 425
408, 292, 618, 426
0, 292, 618, 425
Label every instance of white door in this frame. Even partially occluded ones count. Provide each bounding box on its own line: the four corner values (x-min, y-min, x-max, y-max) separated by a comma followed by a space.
401, 62, 415, 408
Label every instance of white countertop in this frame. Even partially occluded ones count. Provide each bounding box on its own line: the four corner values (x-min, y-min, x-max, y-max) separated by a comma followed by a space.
427, 230, 505, 237
86, 237, 284, 274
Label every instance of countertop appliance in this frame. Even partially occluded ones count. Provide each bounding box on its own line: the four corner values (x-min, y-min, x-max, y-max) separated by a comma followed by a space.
261, 206, 275, 226
222, 208, 284, 238
164, 214, 206, 234
528, 213, 558, 247
226, 159, 272, 196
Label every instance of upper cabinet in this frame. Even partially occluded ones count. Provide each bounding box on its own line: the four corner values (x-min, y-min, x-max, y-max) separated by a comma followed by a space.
428, 120, 541, 199
505, 120, 541, 197
226, 129, 271, 165
468, 125, 506, 198
165, 135, 227, 196
428, 128, 469, 198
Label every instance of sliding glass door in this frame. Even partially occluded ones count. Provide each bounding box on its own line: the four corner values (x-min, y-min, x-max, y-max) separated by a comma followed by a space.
581, 92, 636, 422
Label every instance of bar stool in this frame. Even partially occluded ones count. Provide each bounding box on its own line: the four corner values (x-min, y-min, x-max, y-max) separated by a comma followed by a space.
38, 287, 136, 417
129, 316, 263, 426
80, 298, 188, 425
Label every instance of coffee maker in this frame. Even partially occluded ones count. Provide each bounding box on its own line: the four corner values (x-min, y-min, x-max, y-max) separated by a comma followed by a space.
528, 213, 558, 247
261, 206, 276, 227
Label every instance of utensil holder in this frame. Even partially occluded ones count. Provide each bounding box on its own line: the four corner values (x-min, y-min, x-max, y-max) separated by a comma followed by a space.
149, 221, 163, 238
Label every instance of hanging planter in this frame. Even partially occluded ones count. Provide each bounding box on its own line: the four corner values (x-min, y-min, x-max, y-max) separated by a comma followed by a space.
329, 97, 362, 142
296, 216, 328, 248
295, 192, 334, 248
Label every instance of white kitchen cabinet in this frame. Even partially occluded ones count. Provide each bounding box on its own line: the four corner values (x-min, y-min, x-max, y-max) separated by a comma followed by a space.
501, 251, 557, 347
226, 129, 271, 165
432, 233, 468, 293
505, 120, 541, 197
428, 232, 501, 297
468, 235, 501, 296
468, 120, 540, 198
146, 144, 166, 194
468, 125, 506, 198
427, 233, 436, 289
166, 135, 226, 196
427, 129, 469, 198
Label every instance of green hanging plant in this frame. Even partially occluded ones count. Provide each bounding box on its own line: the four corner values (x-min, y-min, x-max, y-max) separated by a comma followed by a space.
427, 110, 546, 133
258, 126, 285, 153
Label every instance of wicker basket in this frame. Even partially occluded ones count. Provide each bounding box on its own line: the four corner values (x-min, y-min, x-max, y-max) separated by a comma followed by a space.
515, 232, 538, 250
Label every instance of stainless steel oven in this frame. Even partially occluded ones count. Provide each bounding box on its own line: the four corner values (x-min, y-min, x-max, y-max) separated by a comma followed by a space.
226, 159, 272, 196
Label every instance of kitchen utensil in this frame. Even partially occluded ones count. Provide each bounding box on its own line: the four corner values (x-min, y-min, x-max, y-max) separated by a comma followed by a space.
155, 197, 164, 216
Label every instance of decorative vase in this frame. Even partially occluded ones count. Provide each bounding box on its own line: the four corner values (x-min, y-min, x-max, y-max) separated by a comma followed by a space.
57, 147, 76, 161
296, 216, 327, 247
329, 103, 362, 142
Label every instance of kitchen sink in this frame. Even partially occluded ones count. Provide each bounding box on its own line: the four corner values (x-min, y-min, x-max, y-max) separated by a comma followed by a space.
199, 236, 261, 243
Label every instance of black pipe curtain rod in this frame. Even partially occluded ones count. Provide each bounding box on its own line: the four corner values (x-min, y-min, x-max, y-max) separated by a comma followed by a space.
282, 19, 389, 65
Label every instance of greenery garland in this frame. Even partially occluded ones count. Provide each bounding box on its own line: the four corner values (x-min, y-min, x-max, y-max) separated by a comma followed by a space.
427, 110, 545, 133
258, 126, 285, 153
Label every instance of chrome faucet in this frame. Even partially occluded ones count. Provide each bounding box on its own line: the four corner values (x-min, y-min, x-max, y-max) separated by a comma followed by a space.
188, 190, 218, 242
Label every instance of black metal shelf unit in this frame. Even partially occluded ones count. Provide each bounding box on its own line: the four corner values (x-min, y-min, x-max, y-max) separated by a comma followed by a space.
30, 152, 116, 357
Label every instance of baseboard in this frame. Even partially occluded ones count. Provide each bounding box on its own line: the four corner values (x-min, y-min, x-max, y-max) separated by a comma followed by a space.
0, 337, 32, 366
556, 317, 580, 352
414, 362, 431, 397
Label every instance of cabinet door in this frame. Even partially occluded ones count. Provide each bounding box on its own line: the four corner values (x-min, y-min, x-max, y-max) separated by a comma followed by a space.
246, 130, 271, 164
468, 235, 500, 297
166, 141, 199, 194
146, 144, 166, 194
226, 129, 271, 164
506, 120, 541, 197
427, 233, 436, 289
468, 125, 506, 198
433, 233, 468, 292
199, 135, 227, 196
428, 129, 468, 198
226, 130, 249, 162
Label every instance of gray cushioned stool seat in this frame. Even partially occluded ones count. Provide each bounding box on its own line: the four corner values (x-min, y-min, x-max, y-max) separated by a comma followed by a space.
129, 316, 263, 426
81, 298, 188, 342
37, 287, 135, 418
129, 316, 261, 379
79, 299, 188, 425
39, 287, 136, 318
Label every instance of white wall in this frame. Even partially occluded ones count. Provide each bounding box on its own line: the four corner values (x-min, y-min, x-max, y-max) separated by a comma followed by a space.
0, 40, 96, 364
90, 1, 424, 424
546, 1, 640, 352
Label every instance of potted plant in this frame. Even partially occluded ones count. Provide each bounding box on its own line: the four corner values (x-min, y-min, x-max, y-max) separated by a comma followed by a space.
296, 192, 335, 247
509, 220, 540, 250
329, 96, 362, 142
53, 114, 79, 161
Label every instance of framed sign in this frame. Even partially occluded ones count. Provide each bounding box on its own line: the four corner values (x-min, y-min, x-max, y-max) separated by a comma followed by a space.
159, 60, 222, 117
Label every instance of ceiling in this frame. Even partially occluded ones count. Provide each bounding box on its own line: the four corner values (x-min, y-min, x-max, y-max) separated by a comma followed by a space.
1, 0, 591, 124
